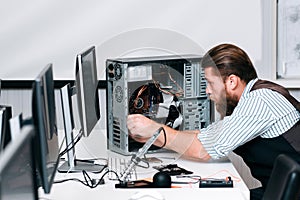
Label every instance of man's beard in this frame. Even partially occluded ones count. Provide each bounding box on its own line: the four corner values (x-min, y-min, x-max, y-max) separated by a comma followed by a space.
215, 91, 239, 119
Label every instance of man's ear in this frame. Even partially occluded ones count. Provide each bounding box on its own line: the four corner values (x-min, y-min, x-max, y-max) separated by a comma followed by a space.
227, 74, 239, 90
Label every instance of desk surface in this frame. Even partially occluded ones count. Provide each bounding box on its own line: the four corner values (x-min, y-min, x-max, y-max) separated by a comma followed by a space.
39, 129, 250, 200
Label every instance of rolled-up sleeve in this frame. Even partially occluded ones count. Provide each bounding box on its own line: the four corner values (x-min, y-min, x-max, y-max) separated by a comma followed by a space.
198, 120, 226, 159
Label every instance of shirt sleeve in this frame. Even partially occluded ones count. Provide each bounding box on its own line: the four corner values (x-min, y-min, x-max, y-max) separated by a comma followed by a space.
198, 96, 275, 159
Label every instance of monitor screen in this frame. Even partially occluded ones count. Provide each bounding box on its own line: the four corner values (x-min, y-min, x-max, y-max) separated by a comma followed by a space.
0, 105, 12, 151
31, 64, 60, 194
58, 47, 105, 173
75, 46, 100, 137
0, 124, 38, 200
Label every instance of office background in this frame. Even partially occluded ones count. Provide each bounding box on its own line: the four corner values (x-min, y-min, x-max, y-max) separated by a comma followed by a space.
1, 0, 265, 80
0, 0, 299, 190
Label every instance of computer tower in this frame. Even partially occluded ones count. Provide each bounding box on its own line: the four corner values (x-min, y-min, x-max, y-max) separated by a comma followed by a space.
106, 55, 211, 155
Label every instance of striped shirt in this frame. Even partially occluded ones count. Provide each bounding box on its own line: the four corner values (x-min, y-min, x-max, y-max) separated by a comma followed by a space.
198, 78, 300, 159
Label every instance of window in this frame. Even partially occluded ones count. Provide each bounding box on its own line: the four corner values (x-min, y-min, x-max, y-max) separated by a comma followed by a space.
262, 0, 300, 88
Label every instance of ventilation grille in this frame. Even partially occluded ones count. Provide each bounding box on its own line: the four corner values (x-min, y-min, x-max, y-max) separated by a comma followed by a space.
182, 98, 210, 130
184, 63, 207, 98
112, 117, 121, 147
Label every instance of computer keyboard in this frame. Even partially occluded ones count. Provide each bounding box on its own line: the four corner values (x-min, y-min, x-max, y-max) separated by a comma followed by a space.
107, 156, 137, 181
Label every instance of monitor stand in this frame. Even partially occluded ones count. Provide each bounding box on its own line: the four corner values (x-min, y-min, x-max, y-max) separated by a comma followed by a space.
57, 84, 106, 173
58, 159, 106, 173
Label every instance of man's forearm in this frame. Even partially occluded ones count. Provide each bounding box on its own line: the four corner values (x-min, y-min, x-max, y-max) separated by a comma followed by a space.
156, 125, 211, 161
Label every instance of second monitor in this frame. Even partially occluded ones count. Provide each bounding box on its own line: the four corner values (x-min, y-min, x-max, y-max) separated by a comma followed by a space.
58, 46, 105, 173
75, 46, 100, 137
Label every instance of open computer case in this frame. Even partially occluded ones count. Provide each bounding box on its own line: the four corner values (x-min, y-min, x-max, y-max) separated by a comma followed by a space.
106, 55, 212, 155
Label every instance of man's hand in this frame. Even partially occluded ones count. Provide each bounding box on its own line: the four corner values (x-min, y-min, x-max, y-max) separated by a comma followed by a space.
127, 114, 162, 143
127, 114, 210, 161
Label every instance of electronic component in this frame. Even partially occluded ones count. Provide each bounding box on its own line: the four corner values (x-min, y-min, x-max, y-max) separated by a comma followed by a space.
199, 177, 233, 188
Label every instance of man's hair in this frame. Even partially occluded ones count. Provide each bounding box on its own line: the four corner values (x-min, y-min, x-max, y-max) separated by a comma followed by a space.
201, 43, 258, 83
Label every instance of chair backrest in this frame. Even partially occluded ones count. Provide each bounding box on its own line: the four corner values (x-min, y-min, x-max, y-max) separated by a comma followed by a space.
263, 154, 300, 200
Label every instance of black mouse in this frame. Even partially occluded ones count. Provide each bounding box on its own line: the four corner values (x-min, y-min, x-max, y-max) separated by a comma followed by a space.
152, 171, 172, 188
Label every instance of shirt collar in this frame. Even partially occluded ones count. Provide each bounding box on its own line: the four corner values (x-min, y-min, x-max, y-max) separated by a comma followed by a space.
241, 78, 259, 98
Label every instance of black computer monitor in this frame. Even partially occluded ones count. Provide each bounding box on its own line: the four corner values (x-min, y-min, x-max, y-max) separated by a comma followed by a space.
0, 124, 38, 200
31, 64, 60, 194
0, 105, 12, 151
75, 46, 100, 137
58, 46, 105, 173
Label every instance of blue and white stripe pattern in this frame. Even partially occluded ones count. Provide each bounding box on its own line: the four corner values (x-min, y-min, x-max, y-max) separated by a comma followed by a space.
198, 78, 300, 159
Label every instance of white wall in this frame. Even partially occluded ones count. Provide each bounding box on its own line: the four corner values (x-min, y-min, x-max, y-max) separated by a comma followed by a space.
0, 0, 264, 80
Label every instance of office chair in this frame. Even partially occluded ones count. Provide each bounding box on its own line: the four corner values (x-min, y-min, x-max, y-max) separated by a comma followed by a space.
263, 154, 300, 200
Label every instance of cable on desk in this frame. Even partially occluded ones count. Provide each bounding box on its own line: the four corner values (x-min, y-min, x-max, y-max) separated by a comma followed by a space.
54, 177, 91, 187
54, 128, 168, 188
82, 170, 105, 187
203, 169, 241, 182
136, 155, 150, 169
54, 169, 120, 189
171, 175, 202, 185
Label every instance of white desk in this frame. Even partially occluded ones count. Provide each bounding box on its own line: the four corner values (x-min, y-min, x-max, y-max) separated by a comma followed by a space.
41, 185, 247, 200
39, 129, 250, 200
